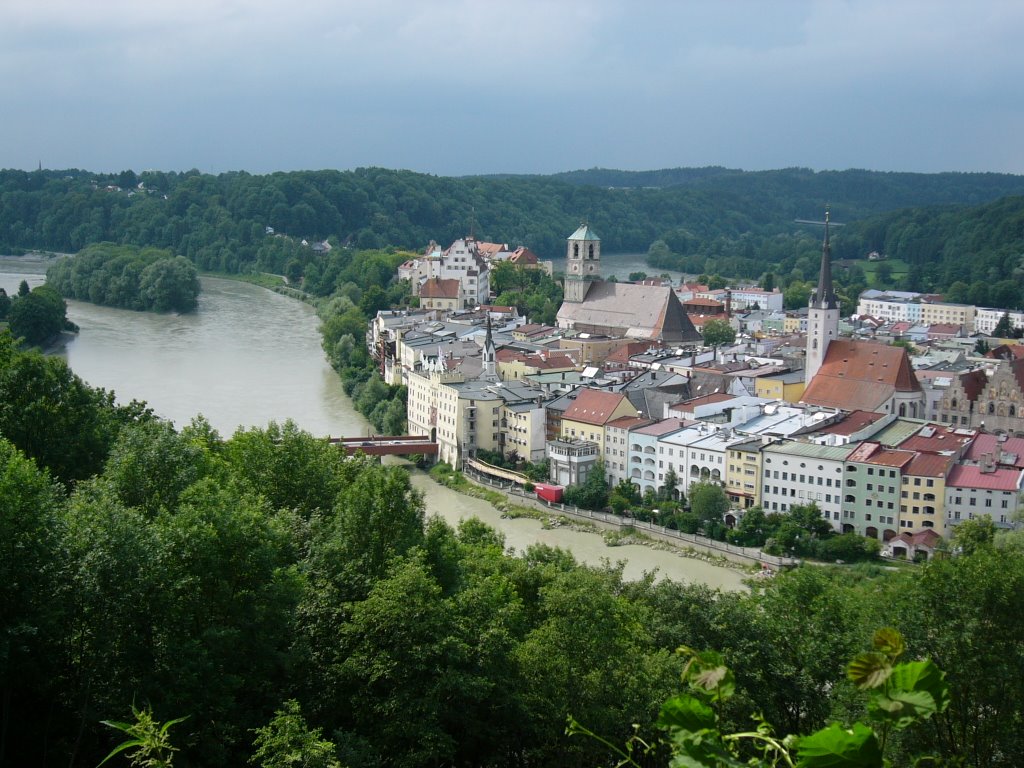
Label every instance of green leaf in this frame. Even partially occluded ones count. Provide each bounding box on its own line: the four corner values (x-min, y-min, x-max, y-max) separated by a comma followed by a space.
868, 689, 937, 730
847, 652, 892, 690
97, 739, 146, 767
658, 695, 716, 733
871, 628, 905, 660
868, 659, 950, 728
796, 722, 883, 768
889, 659, 950, 714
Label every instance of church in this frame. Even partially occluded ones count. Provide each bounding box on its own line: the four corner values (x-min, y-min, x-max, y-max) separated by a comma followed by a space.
800, 213, 926, 417
555, 225, 701, 344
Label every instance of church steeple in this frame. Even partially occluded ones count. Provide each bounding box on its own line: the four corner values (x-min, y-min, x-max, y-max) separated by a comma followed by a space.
482, 313, 497, 379
812, 209, 838, 310
805, 207, 841, 384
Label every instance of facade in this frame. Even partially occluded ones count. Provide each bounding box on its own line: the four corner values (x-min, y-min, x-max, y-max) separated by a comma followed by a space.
626, 419, 688, 496
938, 359, 1024, 436
760, 441, 852, 528
604, 416, 654, 488
725, 439, 764, 509
944, 463, 1024, 533
975, 307, 1024, 335
899, 452, 953, 534
842, 442, 914, 540
548, 439, 600, 486
754, 371, 806, 403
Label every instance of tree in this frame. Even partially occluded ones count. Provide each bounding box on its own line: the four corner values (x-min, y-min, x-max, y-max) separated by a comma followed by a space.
783, 281, 811, 309
7, 284, 67, 346
17, 279, 29, 297
628, 271, 647, 282
701, 318, 736, 347
688, 482, 729, 536
760, 271, 776, 291
563, 462, 609, 511
993, 311, 1014, 338
0, 287, 9, 320
951, 516, 995, 556
250, 700, 341, 768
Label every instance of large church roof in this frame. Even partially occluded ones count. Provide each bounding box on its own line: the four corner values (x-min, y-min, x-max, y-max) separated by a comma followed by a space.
557, 282, 701, 343
801, 339, 921, 411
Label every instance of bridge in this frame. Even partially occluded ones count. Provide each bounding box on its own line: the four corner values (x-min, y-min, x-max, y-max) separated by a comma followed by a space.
328, 435, 438, 457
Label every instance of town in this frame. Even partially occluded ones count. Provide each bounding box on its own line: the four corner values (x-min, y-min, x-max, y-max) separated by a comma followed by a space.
371, 219, 1024, 561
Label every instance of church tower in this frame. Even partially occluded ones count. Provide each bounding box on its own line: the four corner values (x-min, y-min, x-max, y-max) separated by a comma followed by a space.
564, 223, 601, 303
482, 314, 497, 380
805, 209, 840, 384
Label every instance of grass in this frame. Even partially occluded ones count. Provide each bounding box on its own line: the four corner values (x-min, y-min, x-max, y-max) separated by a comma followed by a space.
859, 258, 910, 289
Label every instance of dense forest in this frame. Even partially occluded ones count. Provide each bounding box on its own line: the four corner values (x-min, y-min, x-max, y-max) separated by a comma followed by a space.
45, 243, 201, 313
3, 330, 1024, 767
2, 166, 1024, 295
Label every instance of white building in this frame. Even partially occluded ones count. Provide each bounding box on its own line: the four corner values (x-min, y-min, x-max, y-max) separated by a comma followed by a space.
974, 307, 1024, 336
760, 441, 853, 529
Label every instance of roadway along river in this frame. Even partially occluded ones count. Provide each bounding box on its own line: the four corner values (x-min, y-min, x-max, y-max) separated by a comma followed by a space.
0, 260, 745, 589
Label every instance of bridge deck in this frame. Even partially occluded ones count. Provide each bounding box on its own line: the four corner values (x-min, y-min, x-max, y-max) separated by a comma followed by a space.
328, 436, 438, 456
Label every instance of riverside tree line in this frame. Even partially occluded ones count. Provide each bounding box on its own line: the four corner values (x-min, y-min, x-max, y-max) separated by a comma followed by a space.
3, 330, 1024, 767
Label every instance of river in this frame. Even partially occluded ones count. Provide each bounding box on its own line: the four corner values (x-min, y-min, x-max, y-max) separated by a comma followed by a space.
0, 258, 744, 589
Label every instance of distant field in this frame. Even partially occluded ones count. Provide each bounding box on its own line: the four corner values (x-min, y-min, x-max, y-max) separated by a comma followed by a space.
855, 258, 909, 288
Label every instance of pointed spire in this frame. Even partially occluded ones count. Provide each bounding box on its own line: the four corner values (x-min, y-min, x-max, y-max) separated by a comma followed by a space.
813, 207, 838, 310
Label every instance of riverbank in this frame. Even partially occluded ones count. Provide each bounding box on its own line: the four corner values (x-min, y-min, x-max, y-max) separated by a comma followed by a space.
420, 463, 755, 589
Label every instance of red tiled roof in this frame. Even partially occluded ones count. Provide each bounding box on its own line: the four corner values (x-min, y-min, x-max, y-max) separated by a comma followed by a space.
987, 344, 1024, 361
904, 452, 955, 477
634, 418, 692, 436
562, 388, 630, 426
509, 246, 539, 265
947, 464, 1023, 491
684, 297, 725, 308
846, 442, 914, 469
899, 425, 976, 454
606, 415, 654, 430
957, 369, 989, 402
420, 278, 460, 300
802, 339, 921, 411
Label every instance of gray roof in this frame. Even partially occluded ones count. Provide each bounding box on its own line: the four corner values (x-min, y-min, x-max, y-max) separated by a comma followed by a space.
557, 282, 701, 343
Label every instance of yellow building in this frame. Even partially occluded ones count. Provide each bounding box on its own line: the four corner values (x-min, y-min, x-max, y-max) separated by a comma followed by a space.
559, 388, 637, 456
919, 302, 975, 330
899, 453, 952, 534
725, 438, 764, 509
754, 371, 807, 404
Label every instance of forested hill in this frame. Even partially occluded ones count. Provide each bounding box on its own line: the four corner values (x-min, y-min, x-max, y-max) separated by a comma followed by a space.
549, 166, 1024, 213
829, 195, 1024, 305
2, 166, 1024, 276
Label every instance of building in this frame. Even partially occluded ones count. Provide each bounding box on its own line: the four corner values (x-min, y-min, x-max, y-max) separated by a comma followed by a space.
558, 387, 637, 455
557, 225, 701, 344
842, 442, 914, 540
945, 463, 1024, 533
604, 416, 654, 488
725, 438, 764, 509
938, 358, 1024, 436
801, 216, 925, 416
760, 441, 852, 527
419, 278, 462, 311
899, 452, 954, 534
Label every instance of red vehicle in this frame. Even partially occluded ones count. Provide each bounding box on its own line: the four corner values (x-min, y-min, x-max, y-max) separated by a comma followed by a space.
534, 483, 564, 503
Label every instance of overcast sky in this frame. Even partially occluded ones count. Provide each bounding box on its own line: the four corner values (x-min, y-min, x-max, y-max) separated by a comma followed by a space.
2, 0, 1023, 176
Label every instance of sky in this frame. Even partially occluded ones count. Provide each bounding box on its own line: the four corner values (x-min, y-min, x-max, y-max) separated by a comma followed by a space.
2, 0, 1024, 177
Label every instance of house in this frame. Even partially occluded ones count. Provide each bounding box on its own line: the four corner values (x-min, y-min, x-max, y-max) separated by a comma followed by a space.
419, 278, 462, 311
558, 388, 637, 455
